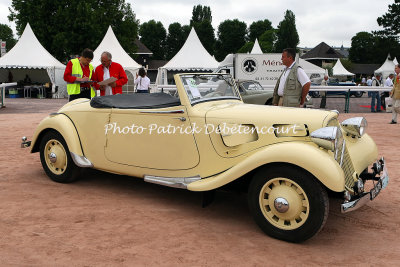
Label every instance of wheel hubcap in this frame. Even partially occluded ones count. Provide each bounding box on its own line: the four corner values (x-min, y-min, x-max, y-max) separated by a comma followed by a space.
274, 197, 289, 213
259, 177, 310, 230
44, 139, 67, 175
49, 152, 57, 163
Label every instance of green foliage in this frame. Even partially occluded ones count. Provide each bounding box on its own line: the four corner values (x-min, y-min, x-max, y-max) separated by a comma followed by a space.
0, 23, 16, 50
259, 29, 277, 52
377, 0, 400, 36
248, 19, 273, 42
191, 5, 212, 23
165, 22, 189, 60
237, 42, 254, 53
348, 32, 376, 63
8, 0, 139, 62
139, 20, 167, 60
215, 19, 247, 61
340, 58, 353, 71
275, 10, 299, 52
189, 5, 215, 56
349, 31, 400, 63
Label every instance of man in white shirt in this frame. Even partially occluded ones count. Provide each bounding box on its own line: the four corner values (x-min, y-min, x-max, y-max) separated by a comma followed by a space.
385, 74, 394, 87
272, 48, 311, 107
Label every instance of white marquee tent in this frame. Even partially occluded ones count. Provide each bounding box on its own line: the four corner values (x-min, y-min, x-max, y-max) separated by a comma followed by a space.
393, 57, 398, 65
375, 54, 395, 79
332, 59, 354, 76
93, 26, 142, 93
250, 39, 263, 54
93, 26, 141, 71
0, 23, 66, 97
156, 28, 219, 84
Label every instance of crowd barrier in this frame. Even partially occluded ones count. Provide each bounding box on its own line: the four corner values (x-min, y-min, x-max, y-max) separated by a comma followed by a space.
155, 84, 393, 113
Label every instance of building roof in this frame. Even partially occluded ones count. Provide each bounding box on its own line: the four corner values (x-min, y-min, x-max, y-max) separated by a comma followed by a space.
348, 64, 380, 75
301, 42, 345, 60
133, 39, 153, 55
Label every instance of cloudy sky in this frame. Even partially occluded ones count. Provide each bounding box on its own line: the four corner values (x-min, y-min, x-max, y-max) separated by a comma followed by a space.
0, 0, 395, 48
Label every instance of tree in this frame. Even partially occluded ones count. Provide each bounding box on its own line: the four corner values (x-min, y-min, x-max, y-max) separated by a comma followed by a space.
349, 32, 377, 63
0, 24, 16, 51
349, 31, 400, 63
237, 42, 254, 53
8, 0, 139, 61
190, 5, 212, 24
165, 22, 188, 60
259, 29, 277, 52
275, 10, 299, 52
215, 19, 247, 61
376, 0, 400, 36
190, 5, 215, 56
139, 20, 167, 60
248, 19, 273, 42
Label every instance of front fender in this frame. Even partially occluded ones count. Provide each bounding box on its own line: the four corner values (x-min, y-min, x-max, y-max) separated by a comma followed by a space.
188, 142, 345, 192
31, 113, 83, 157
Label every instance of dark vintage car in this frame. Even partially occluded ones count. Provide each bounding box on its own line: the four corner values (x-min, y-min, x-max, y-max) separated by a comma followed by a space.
310, 78, 364, 98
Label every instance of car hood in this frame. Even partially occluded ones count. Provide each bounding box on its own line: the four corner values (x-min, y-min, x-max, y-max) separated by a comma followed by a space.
204, 102, 336, 131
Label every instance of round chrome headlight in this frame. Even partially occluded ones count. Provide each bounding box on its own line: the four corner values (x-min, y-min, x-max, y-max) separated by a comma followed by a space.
310, 126, 341, 151
341, 117, 367, 137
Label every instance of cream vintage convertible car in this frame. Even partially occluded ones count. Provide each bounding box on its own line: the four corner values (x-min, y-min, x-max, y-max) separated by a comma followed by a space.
22, 73, 389, 243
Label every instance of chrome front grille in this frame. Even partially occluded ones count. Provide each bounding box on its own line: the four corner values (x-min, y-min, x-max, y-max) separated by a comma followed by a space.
335, 141, 356, 190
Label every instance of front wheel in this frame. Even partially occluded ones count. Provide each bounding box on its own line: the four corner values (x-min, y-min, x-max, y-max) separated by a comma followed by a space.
39, 131, 80, 183
353, 91, 363, 98
248, 165, 329, 243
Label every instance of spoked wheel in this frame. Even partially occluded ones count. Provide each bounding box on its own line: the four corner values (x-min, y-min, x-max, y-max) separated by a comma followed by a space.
248, 165, 329, 243
39, 131, 80, 183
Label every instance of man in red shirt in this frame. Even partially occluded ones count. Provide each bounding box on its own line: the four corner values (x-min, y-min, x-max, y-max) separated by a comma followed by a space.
64, 48, 95, 101
92, 51, 128, 96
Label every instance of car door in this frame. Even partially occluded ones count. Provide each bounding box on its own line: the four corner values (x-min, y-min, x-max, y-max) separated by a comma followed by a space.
104, 106, 200, 170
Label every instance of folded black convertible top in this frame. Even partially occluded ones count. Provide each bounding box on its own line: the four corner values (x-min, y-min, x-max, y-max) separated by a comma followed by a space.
90, 93, 181, 109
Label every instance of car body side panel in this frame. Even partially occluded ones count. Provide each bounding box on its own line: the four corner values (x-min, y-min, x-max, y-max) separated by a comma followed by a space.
104, 106, 200, 170
187, 142, 345, 192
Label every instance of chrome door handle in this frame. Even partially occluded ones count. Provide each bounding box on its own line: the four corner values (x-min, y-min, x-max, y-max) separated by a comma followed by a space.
174, 117, 186, 122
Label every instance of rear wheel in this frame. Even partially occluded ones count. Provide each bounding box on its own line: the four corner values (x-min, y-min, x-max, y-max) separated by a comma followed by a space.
39, 131, 80, 183
353, 91, 363, 98
248, 165, 329, 243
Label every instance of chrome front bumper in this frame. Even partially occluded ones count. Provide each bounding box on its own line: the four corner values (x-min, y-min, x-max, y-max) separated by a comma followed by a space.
341, 157, 389, 213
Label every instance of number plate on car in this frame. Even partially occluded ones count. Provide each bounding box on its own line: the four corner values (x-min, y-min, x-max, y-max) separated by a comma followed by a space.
370, 164, 389, 200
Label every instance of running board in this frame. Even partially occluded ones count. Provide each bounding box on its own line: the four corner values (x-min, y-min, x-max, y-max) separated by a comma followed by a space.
70, 152, 93, 168
144, 175, 201, 189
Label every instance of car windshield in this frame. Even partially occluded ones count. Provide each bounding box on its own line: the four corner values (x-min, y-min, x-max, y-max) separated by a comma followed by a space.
179, 74, 241, 104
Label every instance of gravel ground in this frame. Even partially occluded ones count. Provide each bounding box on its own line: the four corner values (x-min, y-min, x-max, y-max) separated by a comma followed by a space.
0, 98, 399, 266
